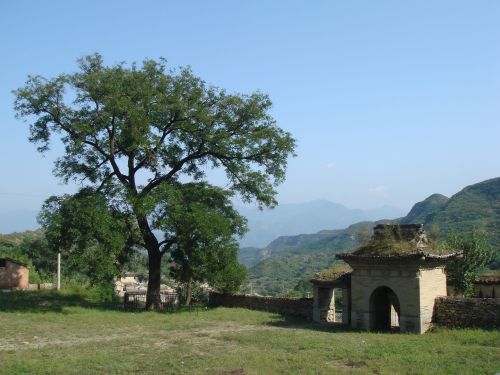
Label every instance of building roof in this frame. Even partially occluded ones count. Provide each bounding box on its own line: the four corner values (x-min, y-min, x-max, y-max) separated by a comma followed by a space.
310, 264, 352, 287
475, 270, 500, 285
336, 224, 460, 263
0, 257, 29, 268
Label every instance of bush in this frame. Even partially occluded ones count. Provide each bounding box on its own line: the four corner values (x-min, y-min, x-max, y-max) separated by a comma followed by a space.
176, 282, 209, 306
60, 277, 118, 302
445, 229, 494, 296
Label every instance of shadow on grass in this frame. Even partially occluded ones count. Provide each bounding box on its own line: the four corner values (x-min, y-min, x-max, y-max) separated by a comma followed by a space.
264, 313, 356, 333
0, 290, 122, 313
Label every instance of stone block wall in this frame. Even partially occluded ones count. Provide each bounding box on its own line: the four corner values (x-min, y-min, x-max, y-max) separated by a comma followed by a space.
26, 283, 55, 291
433, 297, 500, 329
208, 292, 313, 319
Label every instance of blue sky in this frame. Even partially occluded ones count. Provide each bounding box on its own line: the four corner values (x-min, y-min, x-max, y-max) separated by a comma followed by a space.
1, 1, 499, 231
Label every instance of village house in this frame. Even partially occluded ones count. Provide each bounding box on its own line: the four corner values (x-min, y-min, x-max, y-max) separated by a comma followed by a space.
474, 272, 500, 298
0, 258, 29, 290
312, 224, 459, 334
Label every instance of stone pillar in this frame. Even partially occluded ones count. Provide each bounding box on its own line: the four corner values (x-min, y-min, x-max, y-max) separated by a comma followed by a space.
342, 288, 350, 325
313, 286, 335, 323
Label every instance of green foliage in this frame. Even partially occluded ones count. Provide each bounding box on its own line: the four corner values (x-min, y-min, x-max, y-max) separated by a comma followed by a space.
39, 189, 139, 285
293, 278, 313, 296
246, 252, 337, 295
0, 241, 53, 284
426, 178, 500, 255
175, 281, 210, 306
245, 221, 377, 295
165, 183, 247, 297
210, 259, 247, 293
0, 229, 44, 247
444, 229, 494, 296
14, 54, 295, 306
60, 277, 118, 302
17, 236, 58, 274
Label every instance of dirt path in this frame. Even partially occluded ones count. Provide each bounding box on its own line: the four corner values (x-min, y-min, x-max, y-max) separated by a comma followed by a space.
0, 322, 277, 352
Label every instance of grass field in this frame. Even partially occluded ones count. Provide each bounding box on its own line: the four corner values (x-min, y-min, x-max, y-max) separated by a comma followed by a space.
0, 291, 499, 374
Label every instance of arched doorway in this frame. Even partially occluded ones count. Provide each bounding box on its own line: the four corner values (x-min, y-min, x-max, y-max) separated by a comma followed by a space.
369, 286, 400, 331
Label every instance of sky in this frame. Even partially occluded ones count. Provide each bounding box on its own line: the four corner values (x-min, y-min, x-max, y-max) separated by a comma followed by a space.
0, 1, 499, 232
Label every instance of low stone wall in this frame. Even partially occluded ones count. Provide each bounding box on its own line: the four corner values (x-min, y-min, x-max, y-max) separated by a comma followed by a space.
26, 283, 54, 291
208, 292, 313, 319
434, 297, 500, 329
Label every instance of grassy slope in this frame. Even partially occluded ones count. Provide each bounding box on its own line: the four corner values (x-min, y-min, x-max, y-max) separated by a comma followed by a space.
246, 222, 381, 295
429, 177, 500, 249
0, 292, 499, 375
0, 229, 44, 247
399, 193, 449, 225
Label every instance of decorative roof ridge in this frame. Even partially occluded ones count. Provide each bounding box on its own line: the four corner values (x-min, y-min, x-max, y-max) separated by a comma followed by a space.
336, 250, 461, 261
474, 278, 500, 285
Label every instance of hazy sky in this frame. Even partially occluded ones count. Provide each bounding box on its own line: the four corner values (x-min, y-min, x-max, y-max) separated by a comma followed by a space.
1, 1, 499, 226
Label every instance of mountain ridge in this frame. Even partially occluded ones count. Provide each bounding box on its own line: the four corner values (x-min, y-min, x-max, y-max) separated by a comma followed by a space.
243, 177, 500, 295
236, 200, 404, 248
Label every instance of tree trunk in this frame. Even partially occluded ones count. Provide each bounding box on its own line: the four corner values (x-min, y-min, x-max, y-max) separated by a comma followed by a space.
185, 277, 193, 307
135, 213, 163, 310
146, 249, 163, 310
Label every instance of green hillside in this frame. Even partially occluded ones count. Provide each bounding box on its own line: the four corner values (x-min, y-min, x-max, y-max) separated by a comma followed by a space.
0, 229, 44, 247
238, 247, 266, 267
426, 177, 500, 249
400, 193, 448, 225
245, 177, 500, 296
244, 222, 380, 295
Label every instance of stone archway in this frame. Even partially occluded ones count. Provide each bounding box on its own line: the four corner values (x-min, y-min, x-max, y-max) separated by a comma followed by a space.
369, 286, 400, 331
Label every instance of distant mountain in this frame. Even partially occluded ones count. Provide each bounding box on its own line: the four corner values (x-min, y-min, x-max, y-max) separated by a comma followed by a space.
244, 221, 379, 295
400, 194, 448, 225
426, 177, 500, 249
237, 200, 404, 248
238, 247, 266, 267
244, 177, 500, 296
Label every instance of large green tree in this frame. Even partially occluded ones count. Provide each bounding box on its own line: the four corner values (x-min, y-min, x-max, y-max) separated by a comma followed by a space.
14, 54, 296, 308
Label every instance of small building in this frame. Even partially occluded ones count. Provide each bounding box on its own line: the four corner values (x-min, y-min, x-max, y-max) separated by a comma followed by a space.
311, 264, 352, 324
312, 224, 459, 334
0, 258, 29, 290
474, 271, 500, 298
114, 273, 146, 297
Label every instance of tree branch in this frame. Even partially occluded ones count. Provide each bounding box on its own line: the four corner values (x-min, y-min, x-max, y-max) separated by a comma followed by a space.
159, 237, 177, 255
139, 142, 208, 196
95, 171, 116, 192
133, 113, 183, 173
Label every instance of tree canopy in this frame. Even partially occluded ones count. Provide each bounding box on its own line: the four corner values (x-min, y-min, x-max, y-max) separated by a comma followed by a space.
166, 183, 247, 304
38, 189, 139, 285
445, 229, 494, 296
14, 54, 296, 307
